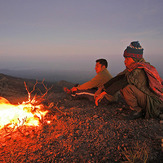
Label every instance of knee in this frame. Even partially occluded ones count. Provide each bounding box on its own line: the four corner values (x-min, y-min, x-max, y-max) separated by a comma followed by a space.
123, 84, 135, 91
121, 84, 135, 95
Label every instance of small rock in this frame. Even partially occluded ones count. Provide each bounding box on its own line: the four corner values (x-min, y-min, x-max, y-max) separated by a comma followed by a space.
1, 143, 6, 147
93, 115, 98, 119
160, 120, 163, 124
52, 115, 60, 120
76, 130, 82, 136
86, 119, 89, 123
59, 106, 65, 110
58, 135, 64, 139
117, 108, 123, 111
123, 134, 127, 139
56, 134, 64, 140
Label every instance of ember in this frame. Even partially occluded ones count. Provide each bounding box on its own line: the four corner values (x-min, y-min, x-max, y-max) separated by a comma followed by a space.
0, 97, 48, 129
0, 81, 51, 129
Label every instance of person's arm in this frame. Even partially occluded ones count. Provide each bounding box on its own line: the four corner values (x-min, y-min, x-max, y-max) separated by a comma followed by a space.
103, 73, 128, 95
77, 73, 103, 90
95, 74, 128, 106
70, 73, 106, 92
95, 91, 107, 106
94, 86, 103, 99
71, 87, 78, 92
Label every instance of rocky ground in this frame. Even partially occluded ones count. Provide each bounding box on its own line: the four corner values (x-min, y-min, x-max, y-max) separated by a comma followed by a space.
0, 91, 162, 163
0, 73, 162, 162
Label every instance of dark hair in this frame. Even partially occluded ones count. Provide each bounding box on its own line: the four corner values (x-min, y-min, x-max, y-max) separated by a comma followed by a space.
96, 59, 108, 68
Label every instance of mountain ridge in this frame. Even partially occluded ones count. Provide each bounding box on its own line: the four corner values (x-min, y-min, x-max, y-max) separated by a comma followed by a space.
0, 73, 74, 103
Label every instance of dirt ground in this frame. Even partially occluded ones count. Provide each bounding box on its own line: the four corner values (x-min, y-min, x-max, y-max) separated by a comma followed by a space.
0, 91, 162, 163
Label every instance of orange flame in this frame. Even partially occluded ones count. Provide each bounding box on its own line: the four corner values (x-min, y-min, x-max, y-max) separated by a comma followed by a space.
0, 97, 48, 129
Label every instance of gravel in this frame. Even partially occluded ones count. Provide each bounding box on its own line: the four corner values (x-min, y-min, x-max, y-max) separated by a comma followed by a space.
0, 92, 162, 162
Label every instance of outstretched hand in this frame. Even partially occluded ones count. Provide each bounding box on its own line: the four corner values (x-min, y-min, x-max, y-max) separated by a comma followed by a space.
71, 87, 78, 92
95, 91, 107, 106
63, 87, 71, 94
63, 87, 77, 94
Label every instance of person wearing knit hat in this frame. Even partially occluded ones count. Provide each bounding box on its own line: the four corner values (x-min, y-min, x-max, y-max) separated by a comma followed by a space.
95, 41, 163, 120
123, 41, 143, 60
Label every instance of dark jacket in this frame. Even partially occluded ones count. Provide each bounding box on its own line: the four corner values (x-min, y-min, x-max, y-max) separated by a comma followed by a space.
103, 61, 163, 118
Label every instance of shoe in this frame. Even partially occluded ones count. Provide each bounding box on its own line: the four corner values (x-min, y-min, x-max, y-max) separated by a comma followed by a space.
121, 110, 143, 120
63, 87, 72, 94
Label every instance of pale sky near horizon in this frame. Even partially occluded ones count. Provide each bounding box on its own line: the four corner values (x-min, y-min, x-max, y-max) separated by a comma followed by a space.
0, 0, 163, 77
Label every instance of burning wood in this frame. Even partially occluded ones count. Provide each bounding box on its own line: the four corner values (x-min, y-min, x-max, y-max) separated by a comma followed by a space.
0, 81, 52, 130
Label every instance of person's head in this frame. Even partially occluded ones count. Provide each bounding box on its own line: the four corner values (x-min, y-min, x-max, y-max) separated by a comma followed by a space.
123, 41, 144, 68
95, 59, 108, 73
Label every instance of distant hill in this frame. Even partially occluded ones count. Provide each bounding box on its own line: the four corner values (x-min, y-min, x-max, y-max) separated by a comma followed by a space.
0, 69, 94, 84
0, 73, 74, 103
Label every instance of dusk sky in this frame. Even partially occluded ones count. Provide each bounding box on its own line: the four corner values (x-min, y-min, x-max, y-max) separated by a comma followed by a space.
0, 0, 163, 80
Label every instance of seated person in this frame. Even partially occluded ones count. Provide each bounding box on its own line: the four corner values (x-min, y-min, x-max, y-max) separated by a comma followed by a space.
64, 58, 116, 103
95, 41, 163, 119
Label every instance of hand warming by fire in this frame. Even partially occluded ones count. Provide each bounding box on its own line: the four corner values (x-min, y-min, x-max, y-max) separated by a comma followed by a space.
0, 81, 50, 130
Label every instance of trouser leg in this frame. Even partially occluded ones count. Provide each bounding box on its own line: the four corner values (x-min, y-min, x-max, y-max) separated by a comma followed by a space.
121, 85, 147, 112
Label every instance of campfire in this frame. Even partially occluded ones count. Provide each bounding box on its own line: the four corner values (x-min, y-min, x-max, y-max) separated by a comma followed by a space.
0, 80, 51, 130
